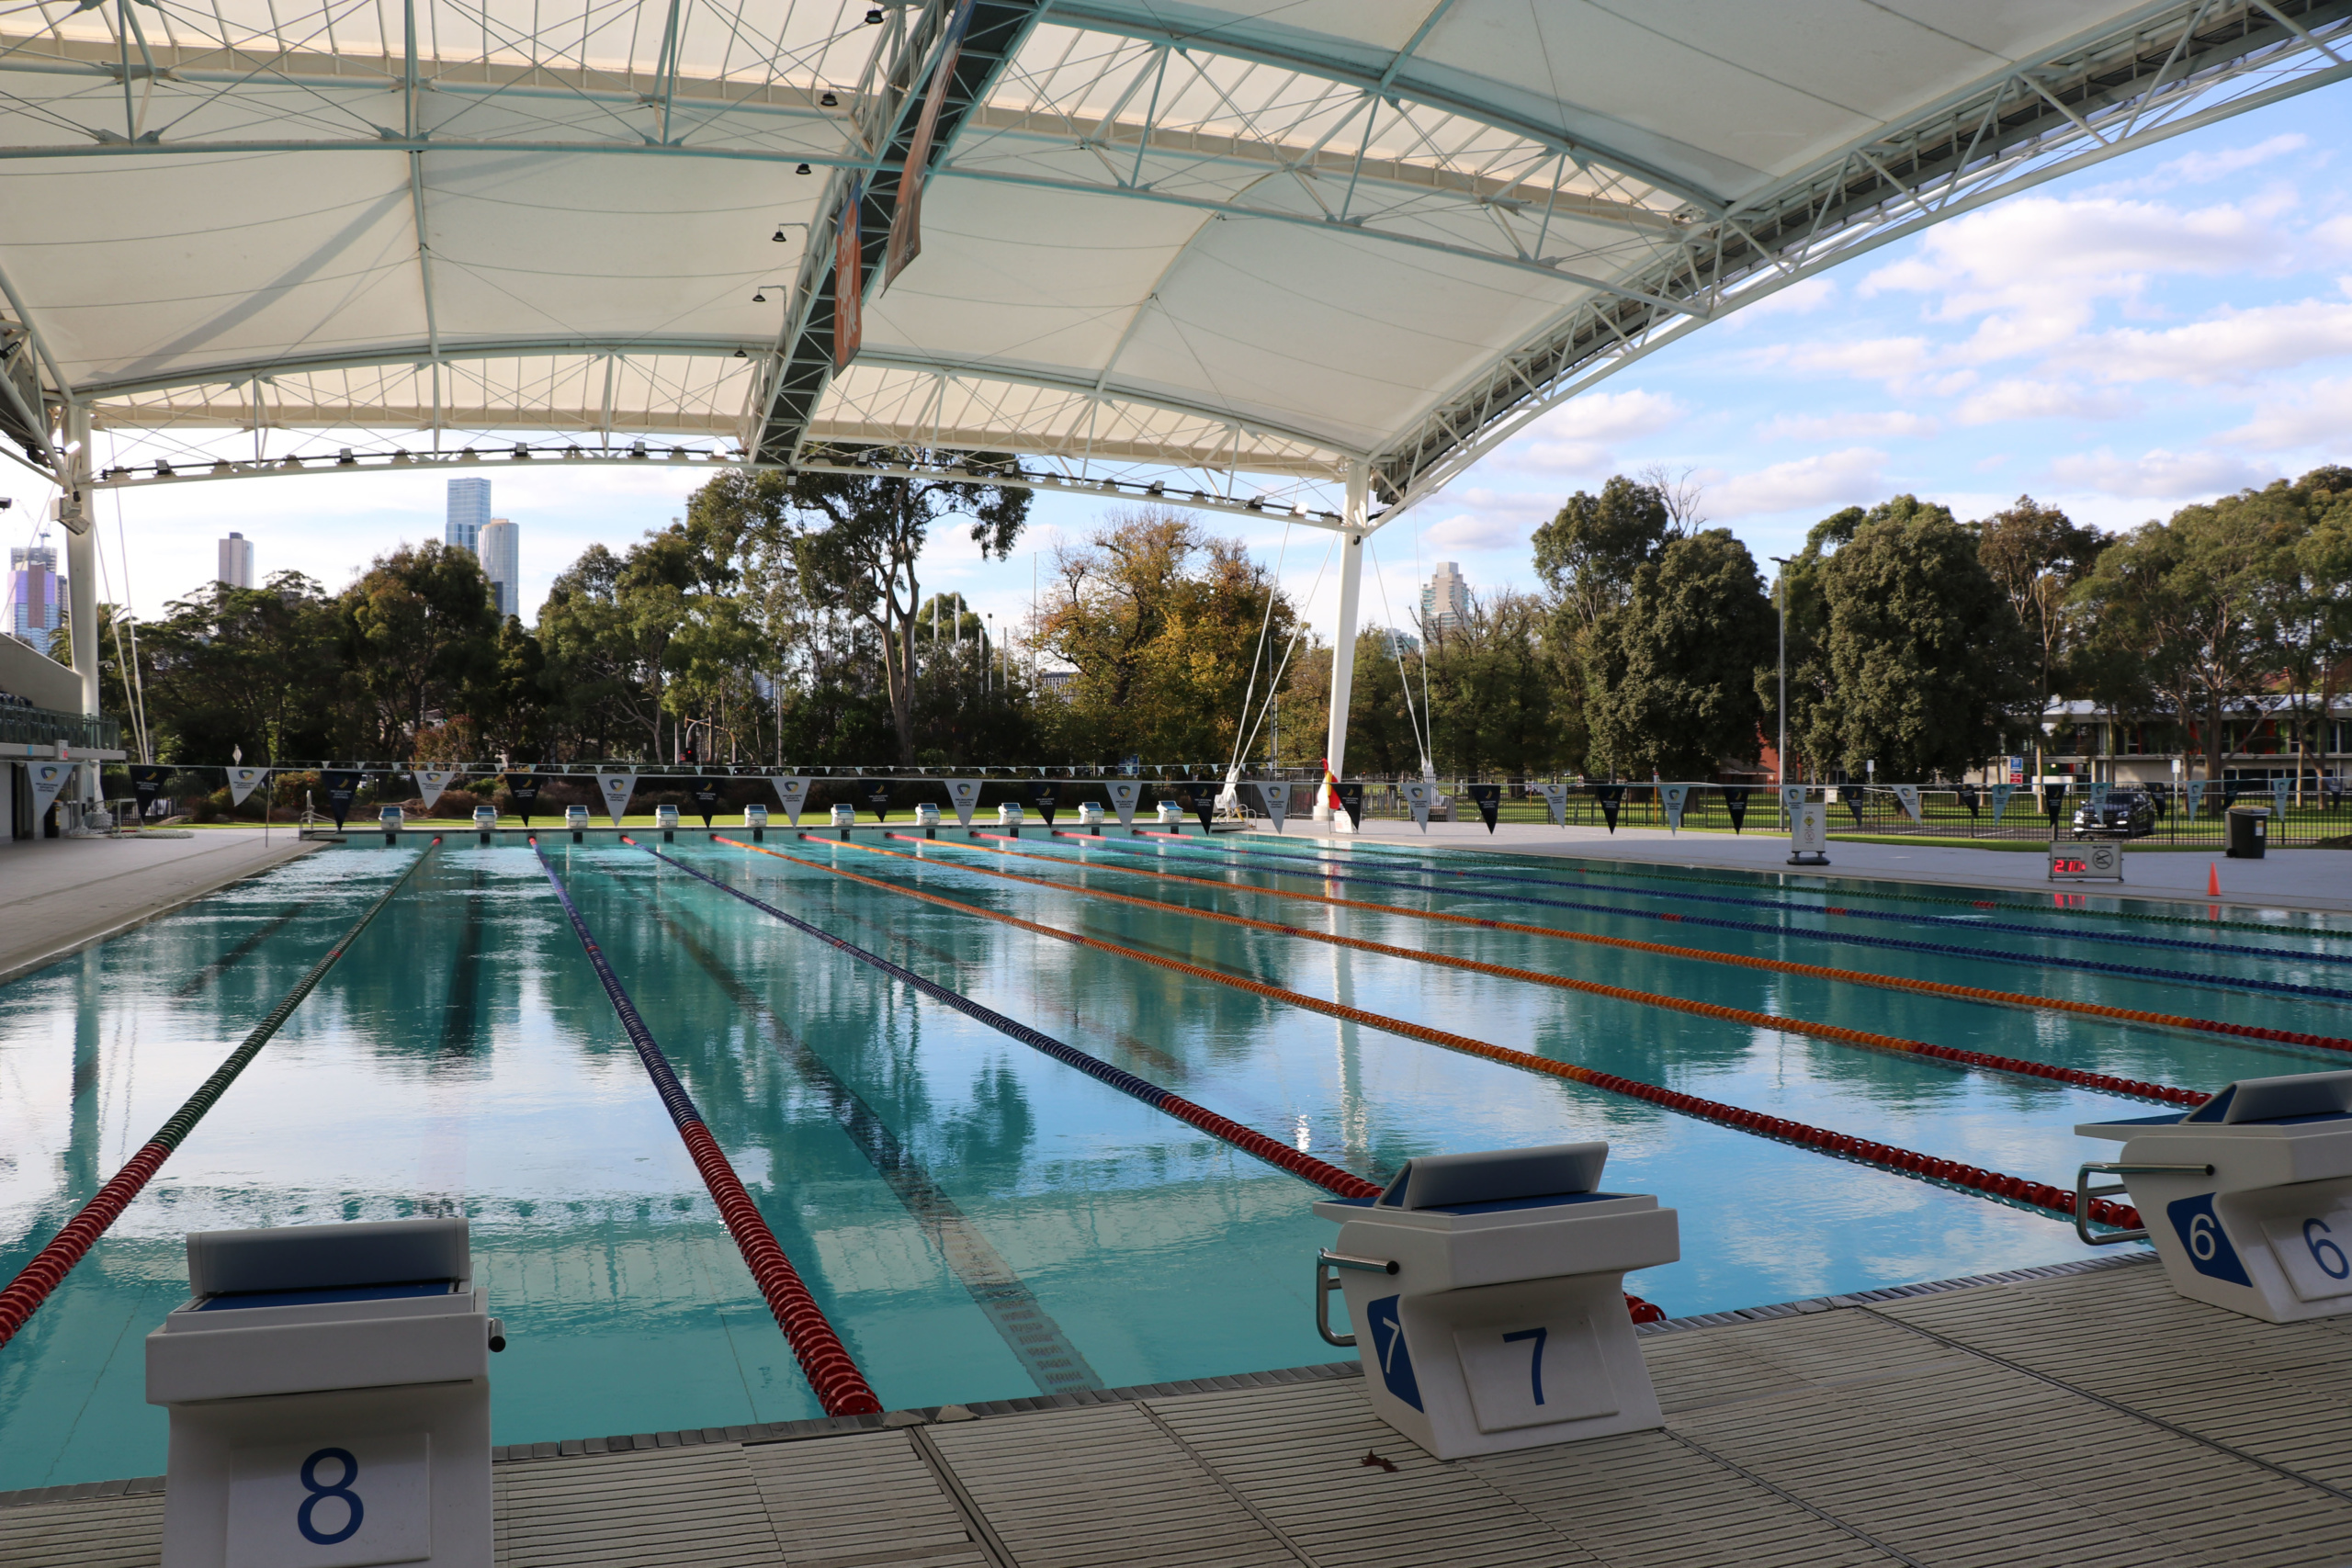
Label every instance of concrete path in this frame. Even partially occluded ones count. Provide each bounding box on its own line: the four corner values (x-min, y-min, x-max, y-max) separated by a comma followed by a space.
1281, 818, 2352, 916
0, 828, 320, 985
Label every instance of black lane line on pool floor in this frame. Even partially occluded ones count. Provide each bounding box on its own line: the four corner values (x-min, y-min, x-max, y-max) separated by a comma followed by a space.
168, 897, 327, 998
439, 864, 486, 1056
1119, 832, 2352, 1006
643, 892, 1107, 1398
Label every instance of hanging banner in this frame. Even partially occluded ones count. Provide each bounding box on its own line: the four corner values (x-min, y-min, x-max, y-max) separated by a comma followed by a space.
769, 774, 812, 826
1105, 779, 1143, 827
227, 766, 269, 807
319, 771, 364, 830
1533, 782, 1568, 827
2184, 780, 2205, 823
1893, 784, 1922, 825
1335, 782, 1364, 829
1838, 784, 1866, 826
1400, 780, 1433, 833
503, 772, 543, 826
2042, 783, 2069, 823
1466, 784, 1501, 834
1252, 781, 1289, 832
595, 769, 636, 826
866, 781, 895, 821
2274, 776, 2292, 823
885, 0, 976, 288
1592, 784, 1625, 833
689, 778, 724, 827
129, 763, 169, 820
27, 759, 73, 825
1989, 784, 2014, 823
1029, 781, 1059, 826
2088, 780, 2110, 818
1659, 783, 1690, 833
1958, 784, 1980, 819
413, 768, 459, 811
833, 177, 865, 371
1175, 777, 1217, 831
1722, 785, 1753, 834
944, 777, 982, 827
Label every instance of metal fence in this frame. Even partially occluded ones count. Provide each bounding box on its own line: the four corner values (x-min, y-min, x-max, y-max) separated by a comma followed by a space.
0, 703, 120, 753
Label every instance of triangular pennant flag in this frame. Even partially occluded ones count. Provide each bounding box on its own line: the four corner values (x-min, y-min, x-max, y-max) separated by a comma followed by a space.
1400, 780, 1433, 833
1030, 782, 1059, 826
1893, 784, 1921, 824
1335, 782, 1364, 829
596, 769, 636, 826
2088, 780, 2110, 818
1779, 784, 1805, 815
413, 768, 459, 811
866, 782, 894, 821
1660, 783, 1690, 832
318, 771, 364, 829
1533, 782, 1568, 826
1838, 784, 1866, 826
944, 778, 982, 827
27, 760, 73, 824
1593, 784, 1625, 833
1179, 778, 1217, 831
1989, 783, 2014, 822
503, 772, 542, 826
1958, 784, 1980, 819
1253, 781, 1289, 832
227, 766, 269, 807
129, 763, 169, 820
2043, 784, 2070, 824
690, 778, 723, 827
1722, 785, 1752, 834
768, 775, 811, 826
1466, 784, 1501, 833
2274, 776, 2292, 821
1105, 780, 1143, 826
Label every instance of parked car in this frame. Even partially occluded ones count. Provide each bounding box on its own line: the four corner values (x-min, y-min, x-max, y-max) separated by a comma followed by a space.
2072, 791, 2155, 839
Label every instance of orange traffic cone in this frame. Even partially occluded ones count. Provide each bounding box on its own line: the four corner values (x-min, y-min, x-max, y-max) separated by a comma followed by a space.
2208, 863, 2221, 897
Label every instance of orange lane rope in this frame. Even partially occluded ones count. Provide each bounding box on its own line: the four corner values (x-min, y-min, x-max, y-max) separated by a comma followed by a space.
714, 836, 2142, 1233
1010, 830, 2352, 1062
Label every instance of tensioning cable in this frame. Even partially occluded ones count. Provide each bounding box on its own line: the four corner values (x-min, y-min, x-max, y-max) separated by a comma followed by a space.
891, 834, 2195, 1106
654, 838, 1668, 1322
531, 838, 881, 1416
0, 841, 440, 1349
1122, 831, 2352, 1005
729, 835, 2143, 1235
1050, 832, 2352, 1060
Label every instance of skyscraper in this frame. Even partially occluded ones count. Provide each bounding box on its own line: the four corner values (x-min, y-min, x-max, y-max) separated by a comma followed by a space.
1421, 560, 1468, 636
446, 477, 490, 553
478, 518, 518, 619
218, 531, 254, 589
8, 543, 60, 649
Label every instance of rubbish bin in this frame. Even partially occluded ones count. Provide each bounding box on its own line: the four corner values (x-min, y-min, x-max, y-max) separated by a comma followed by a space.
147, 1218, 500, 1568
1312, 1143, 1676, 1460
2227, 806, 2267, 859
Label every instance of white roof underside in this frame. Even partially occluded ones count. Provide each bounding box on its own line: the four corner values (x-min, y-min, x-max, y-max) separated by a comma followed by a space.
0, 0, 2339, 518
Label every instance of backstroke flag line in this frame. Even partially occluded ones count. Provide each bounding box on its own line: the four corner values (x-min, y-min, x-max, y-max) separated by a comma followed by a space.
1660, 784, 1689, 833
413, 768, 459, 811
1105, 779, 1142, 827
771, 775, 813, 827
226, 767, 268, 807
596, 770, 636, 826
945, 778, 982, 827
1533, 782, 1568, 827
1400, 780, 1433, 833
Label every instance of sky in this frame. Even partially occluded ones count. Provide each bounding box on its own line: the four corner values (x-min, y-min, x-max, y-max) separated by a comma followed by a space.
19, 77, 2352, 668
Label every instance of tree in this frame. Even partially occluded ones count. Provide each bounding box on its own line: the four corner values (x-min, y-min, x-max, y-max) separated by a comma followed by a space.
1975, 495, 2106, 719
1808, 498, 2032, 780
779, 450, 1029, 764
134, 573, 345, 762
1755, 503, 1866, 782
1584, 529, 1773, 779
1420, 588, 1570, 778
340, 542, 503, 756
1531, 475, 1678, 635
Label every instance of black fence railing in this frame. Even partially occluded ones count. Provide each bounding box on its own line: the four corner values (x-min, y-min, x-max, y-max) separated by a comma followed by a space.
0, 704, 119, 752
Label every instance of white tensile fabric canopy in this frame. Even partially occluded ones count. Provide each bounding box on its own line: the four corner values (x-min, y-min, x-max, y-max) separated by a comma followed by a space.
6, 0, 2346, 770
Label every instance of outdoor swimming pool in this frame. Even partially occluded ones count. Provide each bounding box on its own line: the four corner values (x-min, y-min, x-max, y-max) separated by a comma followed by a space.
8, 827, 2352, 1492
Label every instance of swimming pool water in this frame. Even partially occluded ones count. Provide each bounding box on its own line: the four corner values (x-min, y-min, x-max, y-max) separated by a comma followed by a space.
6, 829, 2350, 1491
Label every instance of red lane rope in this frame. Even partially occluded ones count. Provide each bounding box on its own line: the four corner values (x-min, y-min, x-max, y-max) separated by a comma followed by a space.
0, 842, 440, 1349
907, 834, 2193, 1107
533, 838, 880, 1415
752, 834, 2142, 1235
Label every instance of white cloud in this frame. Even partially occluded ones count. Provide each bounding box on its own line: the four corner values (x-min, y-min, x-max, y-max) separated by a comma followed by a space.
2092, 299, 2352, 383
1702, 447, 1886, 519
2156, 132, 2312, 186
1511, 388, 1685, 472
1952, 378, 2132, 424
1757, 410, 1939, 441
1727, 275, 1839, 323
2044, 447, 2272, 500
1771, 336, 1933, 389
2213, 377, 2352, 450
1422, 511, 1533, 554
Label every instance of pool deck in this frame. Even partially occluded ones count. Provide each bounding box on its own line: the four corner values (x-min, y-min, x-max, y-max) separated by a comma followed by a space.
1286, 818, 2352, 917
0, 827, 321, 985
14, 1253, 2352, 1566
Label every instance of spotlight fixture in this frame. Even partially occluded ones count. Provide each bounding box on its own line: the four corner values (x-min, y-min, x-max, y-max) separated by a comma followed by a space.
511, 443, 531, 460
797, 163, 811, 175
154, 459, 174, 477
733, 347, 749, 358
820, 91, 838, 107
459, 446, 478, 459
336, 448, 357, 467
773, 227, 789, 242
629, 442, 649, 458
865, 6, 883, 20
211, 460, 233, 475
390, 449, 411, 465
752, 290, 766, 302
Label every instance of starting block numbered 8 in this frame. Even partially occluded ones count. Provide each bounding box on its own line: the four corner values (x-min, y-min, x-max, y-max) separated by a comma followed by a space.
148, 1218, 501, 1568
2049, 840, 2123, 882
1312, 1143, 1677, 1460
2077, 1070, 2352, 1323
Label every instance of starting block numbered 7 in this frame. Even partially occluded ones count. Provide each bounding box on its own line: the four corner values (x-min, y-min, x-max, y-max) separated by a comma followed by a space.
1312, 1143, 1677, 1460
2077, 1070, 2352, 1323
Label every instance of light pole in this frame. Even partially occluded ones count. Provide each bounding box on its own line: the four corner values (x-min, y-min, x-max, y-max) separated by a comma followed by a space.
1769, 557, 1791, 797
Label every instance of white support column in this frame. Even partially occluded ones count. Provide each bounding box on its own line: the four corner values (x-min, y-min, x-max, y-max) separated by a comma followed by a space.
62, 406, 97, 801
1316, 463, 1368, 828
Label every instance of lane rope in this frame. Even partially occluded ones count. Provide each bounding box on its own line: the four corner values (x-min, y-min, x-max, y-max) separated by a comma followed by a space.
1124, 831, 2352, 1005
532, 838, 882, 1416
1046, 833, 2352, 1061
673, 838, 1668, 1322
891, 834, 2195, 1106
0, 842, 440, 1349
734, 837, 2144, 1235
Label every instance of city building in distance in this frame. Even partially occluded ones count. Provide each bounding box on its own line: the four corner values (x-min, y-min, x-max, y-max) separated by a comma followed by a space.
218, 531, 254, 589
479, 517, 518, 619
1421, 561, 1468, 637
446, 476, 489, 553
7, 542, 59, 649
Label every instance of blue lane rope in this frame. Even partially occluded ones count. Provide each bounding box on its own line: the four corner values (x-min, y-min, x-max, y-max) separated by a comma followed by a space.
1092, 834, 2352, 1006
